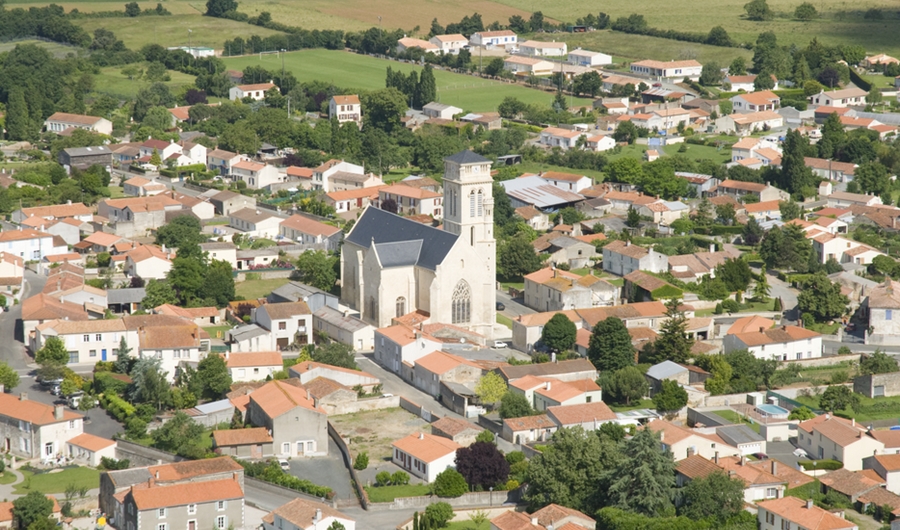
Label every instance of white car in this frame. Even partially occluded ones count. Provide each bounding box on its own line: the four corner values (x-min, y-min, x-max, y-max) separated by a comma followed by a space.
493, 341, 507, 348
278, 459, 290, 471
793, 448, 809, 458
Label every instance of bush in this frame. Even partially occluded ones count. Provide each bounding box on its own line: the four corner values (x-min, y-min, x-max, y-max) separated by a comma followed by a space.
125, 417, 147, 439
424, 502, 454, 528
799, 459, 842, 471
102, 393, 136, 421
837, 346, 851, 355
375, 471, 391, 486
391, 471, 410, 485
99, 457, 130, 470
432, 469, 467, 498
506, 479, 519, 490
353, 452, 368, 470
721, 299, 740, 313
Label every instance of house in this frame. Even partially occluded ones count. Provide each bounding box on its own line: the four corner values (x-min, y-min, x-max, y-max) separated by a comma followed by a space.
269, 282, 338, 311
208, 190, 256, 216
584, 134, 616, 152
714, 110, 784, 134
206, 150, 244, 175
546, 401, 615, 430
825, 190, 883, 208
602, 240, 669, 276
325, 186, 383, 215
723, 325, 822, 360
229, 82, 275, 101
809, 88, 867, 108
646, 419, 741, 461
12, 202, 93, 224
153, 304, 221, 327
716, 426, 767, 456
228, 208, 282, 239
0, 228, 65, 261
515, 205, 551, 231
279, 215, 343, 251
429, 34, 468, 54
676, 455, 785, 503
289, 361, 379, 392
124, 245, 173, 280
123, 177, 166, 197
863, 454, 900, 494
18, 220, 79, 251
44, 112, 113, 135
0, 392, 83, 460
797, 414, 884, 470
212, 427, 274, 458
538, 171, 593, 193
231, 161, 282, 190
138, 139, 182, 166
863, 53, 899, 67
66, 433, 116, 466
311, 159, 366, 192
725, 74, 775, 92
392, 432, 460, 482
523, 267, 617, 311
248, 380, 328, 457
377, 185, 443, 218
518, 40, 567, 57
328, 170, 383, 192
225, 351, 283, 382
411, 350, 481, 396
805, 157, 857, 182
166, 191, 215, 220
630, 59, 703, 81
21, 293, 88, 339
0, 252, 24, 305
312, 306, 375, 351
502, 414, 557, 444
568, 48, 611, 66
422, 102, 463, 120
495, 358, 598, 385
59, 145, 112, 171
329, 95, 362, 128
864, 278, 900, 346
262, 498, 355, 530
731, 91, 780, 113
254, 301, 314, 350
122, 475, 245, 530
97, 195, 184, 237
469, 30, 517, 48
757, 497, 857, 530
715, 179, 789, 202
374, 325, 442, 375
430, 416, 484, 447
501, 175, 585, 210
744, 199, 783, 220
199, 242, 237, 270
504, 56, 554, 76
539, 236, 597, 270
667, 248, 740, 281
396, 37, 438, 54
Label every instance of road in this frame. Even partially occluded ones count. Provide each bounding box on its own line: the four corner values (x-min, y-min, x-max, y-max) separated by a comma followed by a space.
496, 290, 534, 319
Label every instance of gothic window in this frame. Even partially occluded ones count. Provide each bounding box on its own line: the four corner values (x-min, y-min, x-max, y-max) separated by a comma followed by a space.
469, 191, 476, 217
470, 226, 475, 246
395, 297, 406, 318
451, 280, 471, 324
477, 189, 483, 217
367, 297, 378, 321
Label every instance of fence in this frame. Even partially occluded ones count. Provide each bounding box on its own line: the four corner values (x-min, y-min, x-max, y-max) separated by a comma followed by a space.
766, 390, 822, 414
399, 396, 443, 424
367, 489, 523, 512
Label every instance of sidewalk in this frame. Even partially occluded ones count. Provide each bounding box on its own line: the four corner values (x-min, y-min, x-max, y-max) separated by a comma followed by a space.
0, 468, 25, 499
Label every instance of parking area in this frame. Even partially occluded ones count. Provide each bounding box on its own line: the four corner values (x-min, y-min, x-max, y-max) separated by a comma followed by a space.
765, 439, 805, 469
287, 437, 355, 501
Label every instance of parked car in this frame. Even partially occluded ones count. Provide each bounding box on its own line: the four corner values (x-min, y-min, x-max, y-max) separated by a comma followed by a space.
278, 459, 290, 471
493, 341, 508, 348
50, 385, 61, 396
496, 302, 505, 311
793, 447, 809, 458
40, 377, 63, 388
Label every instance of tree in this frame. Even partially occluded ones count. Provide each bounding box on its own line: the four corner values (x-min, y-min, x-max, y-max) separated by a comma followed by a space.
474, 372, 507, 405
700, 62, 723, 86
866, 87, 883, 106
151, 411, 207, 458
819, 385, 860, 412
12, 492, 54, 530
679, 471, 746, 522
647, 299, 693, 364
36, 337, 69, 366
353, 452, 368, 470
142, 279, 178, 309
416, 65, 437, 110
497, 97, 526, 119
606, 427, 675, 516
599, 366, 649, 406
797, 272, 849, 322
759, 224, 813, 272
313, 343, 357, 370
703, 355, 733, 395
524, 427, 619, 513
475, 430, 494, 444
293, 251, 338, 291
743, 216, 764, 246
860, 349, 899, 375
194, 354, 232, 400
541, 313, 577, 353
199, 259, 235, 308
613, 121, 639, 145
653, 379, 689, 414
529, 11, 544, 31
788, 406, 816, 420
168, 255, 204, 304
745, 0, 774, 19
587, 317, 635, 372
423, 502, 453, 528
573, 71, 602, 97
854, 162, 890, 196
483, 57, 505, 77
327, 522, 345, 530
626, 207, 641, 228
205, 0, 238, 17
753, 265, 771, 301
124, 1, 141, 16
0, 361, 19, 391
432, 469, 467, 498
360, 88, 408, 133
6, 87, 35, 141
130, 357, 170, 410
794, 2, 818, 19
498, 391, 536, 419
219, 123, 261, 155
156, 215, 204, 249
455, 441, 510, 489
706, 27, 732, 47
497, 236, 542, 281
716, 258, 752, 292
729, 56, 748, 76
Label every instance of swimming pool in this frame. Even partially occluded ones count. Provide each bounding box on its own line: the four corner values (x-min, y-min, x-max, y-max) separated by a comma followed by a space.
756, 404, 790, 417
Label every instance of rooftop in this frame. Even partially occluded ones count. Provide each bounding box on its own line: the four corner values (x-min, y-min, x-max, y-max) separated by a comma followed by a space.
392, 432, 460, 463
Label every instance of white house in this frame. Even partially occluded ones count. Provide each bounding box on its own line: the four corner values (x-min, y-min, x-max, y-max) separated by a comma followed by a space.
207, 149, 244, 175
66, 433, 116, 467
0, 228, 66, 261
538, 171, 593, 193
714, 111, 784, 135
329, 95, 362, 128
539, 127, 587, 150
254, 301, 314, 350
229, 83, 276, 101
731, 90, 780, 113
391, 433, 460, 482
504, 56, 554, 76
630, 59, 703, 81
262, 498, 355, 530
123, 245, 173, 280
139, 139, 182, 163
44, 112, 113, 136
723, 325, 822, 360
279, 215, 343, 251
312, 159, 367, 192
396, 37, 438, 54
0, 392, 84, 460
123, 177, 166, 197
429, 34, 467, 54
226, 351, 284, 382
469, 30, 517, 48
647, 420, 740, 461
757, 497, 856, 530
374, 324, 442, 375
585, 134, 616, 152
602, 240, 669, 276
231, 161, 282, 190
377, 185, 443, 218
568, 48, 612, 67
518, 40, 567, 57
229, 208, 282, 239
422, 102, 463, 120
798, 415, 883, 470
809, 88, 867, 108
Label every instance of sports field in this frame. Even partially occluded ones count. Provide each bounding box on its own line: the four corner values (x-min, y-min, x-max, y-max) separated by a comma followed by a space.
222, 49, 592, 112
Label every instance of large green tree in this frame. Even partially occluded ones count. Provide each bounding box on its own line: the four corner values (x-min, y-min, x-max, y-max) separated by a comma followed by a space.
151, 411, 207, 458
653, 379, 689, 414
645, 299, 693, 364
313, 342, 358, 370
540, 313, 577, 353
819, 385, 860, 412
587, 317, 635, 372
498, 236, 542, 281
199, 259, 235, 308
0, 361, 20, 391
606, 427, 675, 516
293, 251, 338, 291
360, 88, 408, 133
678, 471, 746, 522
141, 279, 178, 308
599, 366, 648, 406
778, 129, 817, 197
36, 336, 68, 366
759, 224, 813, 272
12, 492, 54, 530
6, 87, 36, 141
205, 0, 238, 17
860, 349, 899, 375
797, 272, 849, 322
194, 354, 232, 399
130, 357, 170, 410
498, 391, 536, 419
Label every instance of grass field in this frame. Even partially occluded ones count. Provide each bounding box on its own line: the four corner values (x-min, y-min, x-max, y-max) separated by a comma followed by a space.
91, 66, 198, 99
0, 39, 79, 57
15, 466, 101, 494
792, 393, 900, 422
364, 483, 431, 502
235, 277, 291, 300
222, 49, 591, 112
0, 471, 17, 485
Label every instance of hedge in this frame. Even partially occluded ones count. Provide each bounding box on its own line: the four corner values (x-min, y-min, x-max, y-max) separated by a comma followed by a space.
651, 285, 684, 300
236, 459, 333, 498
798, 459, 842, 471
101, 393, 135, 422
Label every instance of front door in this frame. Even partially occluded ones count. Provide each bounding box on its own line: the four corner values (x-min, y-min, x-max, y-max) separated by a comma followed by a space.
188, 521, 196, 530
276, 338, 289, 350
101, 349, 107, 361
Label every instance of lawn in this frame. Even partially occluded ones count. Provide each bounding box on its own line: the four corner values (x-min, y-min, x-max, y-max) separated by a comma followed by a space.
0, 39, 78, 58
202, 325, 233, 339
792, 393, 900, 422
711, 409, 761, 433
445, 520, 489, 530
222, 50, 592, 113
91, 66, 199, 100
608, 398, 655, 412
15, 466, 100, 494
0, 471, 17, 485
107, 185, 126, 199
235, 277, 291, 300
364, 483, 431, 502
496, 313, 514, 330
661, 142, 732, 164
514, 161, 605, 183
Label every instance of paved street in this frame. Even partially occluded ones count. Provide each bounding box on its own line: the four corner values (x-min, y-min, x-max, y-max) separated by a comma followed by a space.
496, 290, 534, 319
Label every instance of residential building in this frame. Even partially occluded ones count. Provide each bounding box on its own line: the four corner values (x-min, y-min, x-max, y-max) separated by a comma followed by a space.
44, 112, 113, 135
66, 433, 116, 467
539, 127, 587, 150
289, 361, 379, 392
863, 454, 900, 494
731, 90, 780, 113
805, 157, 856, 182
757, 497, 856, 530
97, 195, 184, 237
311, 306, 375, 351
59, 145, 112, 171
430, 416, 484, 447
630, 59, 703, 81
12, 202, 93, 224
212, 427, 273, 458
208, 190, 256, 216
568, 48, 611, 66
225, 351, 283, 382
0, 392, 83, 460
123, 177, 166, 197
809, 88, 867, 108
328, 170, 383, 192
824, 190, 883, 208
279, 215, 343, 251
495, 358, 598, 385
723, 325, 822, 360
324, 187, 383, 215
518, 40, 567, 56
545, 399, 613, 429
311, 160, 365, 192
0, 252, 24, 305
253, 301, 313, 351
0, 497, 61, 529
523, 267, 617, 311
469, 30, 517, 48
503, 56, 554, 76
228, 208, 282, 239
538, 235, 597, 270
714, 110, 785, 134
715, 179, 789, 202
199, 242, 237, 270
377, 184, 442, 218
866, 278, 900, 346
429, 34, 468, 54
396, 37, 438, 54
374, 325, 442, 375
646, 419, 741, 461
206, 150, 244, 176
248, 380, 328, 457
33, 319, 126, 365
797, 414, 884, 470
229, 82, 275, 101
502, 414, 557, 444
153, 304, 221, 327
422, 102, 463, 120
329, 96, 362, 128
262, 498, 355, 530
677, 454, 787, 503
122, 476, 245, 530
602, 240, 669, 276
584, 134, 616, 152
231, 161, 282, 190
538, 171, 593, 193
411, 350, 481, 397
514, 205, 550, 231
124, 245, 173, 280
0, 228, 64, 260
21, 293, 88, 339
392, 432, 460, 482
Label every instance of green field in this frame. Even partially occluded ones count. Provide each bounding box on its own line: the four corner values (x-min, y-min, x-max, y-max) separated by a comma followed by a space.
235, 277, 291, 300
222, 49, 591, 113
0, 39, 79, 58
91, 65, 198, 99
364, 484, 431, 502
15, 466, 100, 494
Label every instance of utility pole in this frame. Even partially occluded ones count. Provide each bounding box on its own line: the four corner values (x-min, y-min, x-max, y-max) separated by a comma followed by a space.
188, 29, 192, 57
281, 49, 286, 82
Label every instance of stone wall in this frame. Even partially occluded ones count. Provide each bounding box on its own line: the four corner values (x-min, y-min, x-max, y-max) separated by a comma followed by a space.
781, 353, 860, 368
322, 395, 399, 415
854, 371, 900, 398
114, 439, 181, 467
367, 489, 522, 512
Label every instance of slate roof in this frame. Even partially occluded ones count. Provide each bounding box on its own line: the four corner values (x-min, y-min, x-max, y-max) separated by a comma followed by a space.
445, 150, 490, 165
374, 240, 424, 268
646, 360, 688, 380
346, 206, 457, 271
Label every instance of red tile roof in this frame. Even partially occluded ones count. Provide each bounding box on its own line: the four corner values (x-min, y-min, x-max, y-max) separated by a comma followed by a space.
130, 478, 244, 510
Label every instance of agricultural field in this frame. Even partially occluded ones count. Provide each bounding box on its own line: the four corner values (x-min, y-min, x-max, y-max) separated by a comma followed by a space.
221, 49, 592, 112
91, 65, 198, 99
0, 39, 79, 57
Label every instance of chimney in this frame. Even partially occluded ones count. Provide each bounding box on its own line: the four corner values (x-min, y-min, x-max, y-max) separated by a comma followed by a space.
545, 382, 551, 390
806, 499, 813, 509
771, 460, 777, 475
531, 518, 539, 526
67, 200, 72, 205
709, 244, 715, 253
825, 413, 830, 419
419, 432, 424, 440
54, 405, 64, 420
0, 384, 3, 394
156, 470, 160, 479
714, 451, 719, 464
659, 430, 664, 441
313, 509, 321, 523
306, 389, 311, 400
740, 456, 745, 466
852, 418, 855, 427
686, 447, 695, 457
19, 392, 27, 401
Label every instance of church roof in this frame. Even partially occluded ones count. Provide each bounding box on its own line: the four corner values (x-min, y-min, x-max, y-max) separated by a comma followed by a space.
444, 150, 490, 165
374, 240, 423, 268
346, 206, 458, 271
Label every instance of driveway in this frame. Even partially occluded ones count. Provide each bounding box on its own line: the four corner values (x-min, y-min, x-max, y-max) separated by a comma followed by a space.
765, 439, 804, 469
287, 437, 354, 501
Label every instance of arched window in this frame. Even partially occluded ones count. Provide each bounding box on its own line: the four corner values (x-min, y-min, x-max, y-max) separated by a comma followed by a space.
367, 297, 378, 322
470, 226, 475, 246
469, 191, 476, 217
476, 189, 483, 217
395, 297, 406, 318
451, 280, 471, 324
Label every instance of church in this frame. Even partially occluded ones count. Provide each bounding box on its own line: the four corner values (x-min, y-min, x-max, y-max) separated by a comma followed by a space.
341, 150, 497, 338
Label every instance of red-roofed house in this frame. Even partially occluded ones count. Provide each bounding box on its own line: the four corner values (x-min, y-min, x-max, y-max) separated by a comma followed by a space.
731, 90, 780, 113
230, 82, 275, 101
124, 477, 245, 530
757, 496, 856, 530
329, 95, 362, 128
231, 161, 281, 190
392, 432, 460, 482
539, 127, 587, 150
411, 350, 482, 396
248, 380, 327, 457
279, 215, 343, 251
645, 419, 740, 461
724, 324, 823, 360
374, 325, 442, 375
66, 433, 117, 466
225, 351, 283, 382
0, 392, 84, 460
797, 414, 884, 470
546, 401, 615, 429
